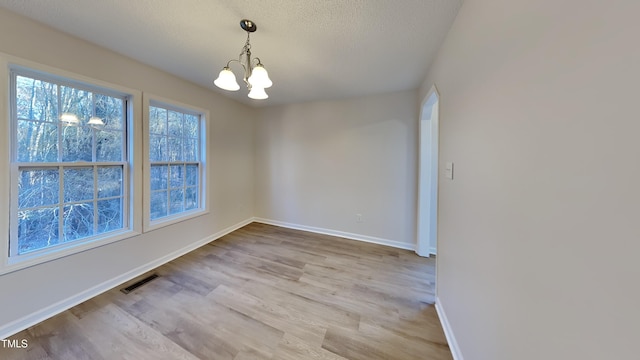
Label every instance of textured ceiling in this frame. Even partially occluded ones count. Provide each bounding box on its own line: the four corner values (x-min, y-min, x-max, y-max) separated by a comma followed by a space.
0, 0, 463, 107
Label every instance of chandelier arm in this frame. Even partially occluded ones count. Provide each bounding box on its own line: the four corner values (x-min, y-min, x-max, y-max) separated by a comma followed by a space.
252, 57, 263, 66
225, 59, 241, 68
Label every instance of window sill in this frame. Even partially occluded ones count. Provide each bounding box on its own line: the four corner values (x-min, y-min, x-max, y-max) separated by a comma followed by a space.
0, 229, 141, 275
144, 208, 209, 233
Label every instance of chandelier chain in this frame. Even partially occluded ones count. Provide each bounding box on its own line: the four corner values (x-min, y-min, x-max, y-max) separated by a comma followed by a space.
244, 32, 251, 51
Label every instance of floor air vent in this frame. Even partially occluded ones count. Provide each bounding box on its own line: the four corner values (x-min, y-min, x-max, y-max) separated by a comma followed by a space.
121, 274, 159, 294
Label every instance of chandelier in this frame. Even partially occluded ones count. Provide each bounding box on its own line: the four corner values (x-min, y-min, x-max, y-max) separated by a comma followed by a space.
214, 19, 273, 100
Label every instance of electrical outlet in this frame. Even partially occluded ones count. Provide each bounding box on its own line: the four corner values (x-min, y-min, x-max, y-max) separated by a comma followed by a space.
356, 214, 363, 223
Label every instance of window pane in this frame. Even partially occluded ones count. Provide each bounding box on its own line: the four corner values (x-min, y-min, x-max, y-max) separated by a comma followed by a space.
186, 165, 198, 186
185, 187, 198, 210
184, 114, 199, 139
149, 106, 167, 135
60, 86, 92, 124
169, 189, 184, 215
18, 207, 59, 254
11, 71, 130, 260
63, 202, 94, 241
96, 130, 123, 161
97, 198, 122, 233
168, 111, 183, 137
17, 120, 58, 162
61, 126, 93, 162
150, 191, 168, 220
148, 103, 202, 222
95, 94, 123, 130
98, 166, 122, 198
18, 169, 59, 208
149, 135, 167, 162
170, 164, 184, 189
168, 137, 182, 161
183, 138, 198, 162
16, 76, 58, 122
151, 165, 168, 190
64, 167, 94, 202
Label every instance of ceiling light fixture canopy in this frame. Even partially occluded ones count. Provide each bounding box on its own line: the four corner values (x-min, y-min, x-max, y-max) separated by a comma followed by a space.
214, 19, 272, 100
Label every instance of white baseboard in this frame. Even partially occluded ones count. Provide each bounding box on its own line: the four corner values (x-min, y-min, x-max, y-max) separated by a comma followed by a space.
0, 217, 253, 340
252, 217, 415, 251
436, 297, 464, 360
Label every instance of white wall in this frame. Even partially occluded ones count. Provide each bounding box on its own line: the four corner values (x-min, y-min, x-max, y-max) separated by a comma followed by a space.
0, 8, 255, 336
420, 0, 640, 359
254, 91, 418, 248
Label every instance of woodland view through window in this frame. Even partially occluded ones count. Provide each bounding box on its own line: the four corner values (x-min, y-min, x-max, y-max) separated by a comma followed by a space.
148, 103, 201, 221
10, 70, 129, 257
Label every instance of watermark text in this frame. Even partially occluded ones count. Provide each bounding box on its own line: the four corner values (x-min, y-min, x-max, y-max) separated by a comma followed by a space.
1, 338, 29, 349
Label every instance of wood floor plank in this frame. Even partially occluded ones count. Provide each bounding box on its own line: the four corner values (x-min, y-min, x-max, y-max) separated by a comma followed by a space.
362, 307, 449, 345
238, 280, 361, 331
0, 223, 452, 360
274, 333, 349, 360
208, 284, 327, 347
232, 347, 273, 360
27, 312, 102, 360
72, 298, 199, 360
273, 276, 402, 323
322, 323, 453, 360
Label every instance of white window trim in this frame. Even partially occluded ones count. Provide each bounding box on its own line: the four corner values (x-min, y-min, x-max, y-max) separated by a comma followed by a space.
142, 93, 210, 233
0, 54, 143, 275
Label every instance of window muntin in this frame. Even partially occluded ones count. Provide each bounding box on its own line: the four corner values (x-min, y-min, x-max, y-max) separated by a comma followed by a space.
148, 104, 201, 221
11, 71, 128, 256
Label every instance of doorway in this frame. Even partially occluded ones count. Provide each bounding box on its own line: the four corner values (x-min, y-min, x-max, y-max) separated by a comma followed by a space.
416, 87, 439, 257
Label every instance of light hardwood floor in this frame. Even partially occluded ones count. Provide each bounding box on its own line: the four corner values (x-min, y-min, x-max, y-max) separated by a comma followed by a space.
1, 223, 452, 360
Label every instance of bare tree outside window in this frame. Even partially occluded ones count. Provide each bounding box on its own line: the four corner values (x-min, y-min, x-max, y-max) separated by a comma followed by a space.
12, 73, 127, 255
149, 104, 201, 221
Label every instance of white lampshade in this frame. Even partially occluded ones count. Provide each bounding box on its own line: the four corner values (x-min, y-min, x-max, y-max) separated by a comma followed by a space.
248, 86, 268, 100
88, 116, 105, 129
60, 113, 79, 126
247, 64, 272, 88
214, 67, 240, 91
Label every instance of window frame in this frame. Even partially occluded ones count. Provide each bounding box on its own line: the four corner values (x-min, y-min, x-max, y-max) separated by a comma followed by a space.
0, 56, 142, 275
142, 94, 209, 232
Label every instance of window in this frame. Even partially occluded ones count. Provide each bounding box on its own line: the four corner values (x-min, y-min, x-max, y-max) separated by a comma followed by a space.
10, 69, 130, 258
146, 99, 206, 227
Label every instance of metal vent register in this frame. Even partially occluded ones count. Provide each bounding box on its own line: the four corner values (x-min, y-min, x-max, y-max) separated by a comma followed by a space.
120, 274, 159, 294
